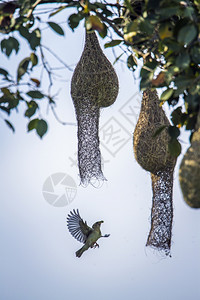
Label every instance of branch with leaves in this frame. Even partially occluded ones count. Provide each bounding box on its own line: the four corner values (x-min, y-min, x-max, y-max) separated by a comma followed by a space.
0, 0, 200, 151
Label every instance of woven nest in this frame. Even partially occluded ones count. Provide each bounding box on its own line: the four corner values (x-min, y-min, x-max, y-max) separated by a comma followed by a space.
179, 112, 200, 208
71, 31, 119, 185
134, 89, 176, 255
71, 31, 119, 108
134, 88, 174, 174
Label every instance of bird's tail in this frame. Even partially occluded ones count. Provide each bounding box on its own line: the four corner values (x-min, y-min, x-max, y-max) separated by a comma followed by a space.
76, 244, 89, 258
76, 248, 84, 258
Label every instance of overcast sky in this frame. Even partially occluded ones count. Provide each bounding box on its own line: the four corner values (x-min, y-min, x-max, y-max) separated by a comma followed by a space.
0, 4, 200, 300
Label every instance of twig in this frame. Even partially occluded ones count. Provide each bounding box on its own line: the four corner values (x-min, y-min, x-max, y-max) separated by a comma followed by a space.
40, 45, 53, 95
27, 0, 43, 18
50, 103, 76, 126
41, 44, 74, 71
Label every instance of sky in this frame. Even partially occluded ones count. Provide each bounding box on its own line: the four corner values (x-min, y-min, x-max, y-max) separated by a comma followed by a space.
0, 3, 200, 300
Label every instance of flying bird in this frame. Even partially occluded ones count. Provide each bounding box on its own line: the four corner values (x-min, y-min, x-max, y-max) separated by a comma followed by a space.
67, 209, 110, 257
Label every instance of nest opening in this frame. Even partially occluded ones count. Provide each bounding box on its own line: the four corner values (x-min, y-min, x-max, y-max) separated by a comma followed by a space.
146, 167, 174, 256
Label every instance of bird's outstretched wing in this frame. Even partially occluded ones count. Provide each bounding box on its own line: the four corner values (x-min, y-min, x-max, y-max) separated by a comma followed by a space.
67, 209, 93, 243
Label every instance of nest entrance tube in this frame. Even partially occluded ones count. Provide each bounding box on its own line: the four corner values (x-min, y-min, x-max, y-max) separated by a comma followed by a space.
134, 89, 176, 255
147, 167, 174, 255
71, 31, 119, 186
75, 98, 104, 186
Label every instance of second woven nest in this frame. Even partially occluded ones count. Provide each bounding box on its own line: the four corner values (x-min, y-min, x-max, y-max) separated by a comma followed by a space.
134, 89, 176, 255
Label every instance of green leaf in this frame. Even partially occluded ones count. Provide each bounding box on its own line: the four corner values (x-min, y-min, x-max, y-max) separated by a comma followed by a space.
4, 119, 15, 133
140, 77, 151, 90
86, 15, 104, 33
186, 115, 197, 130
168, 138, 181, 157
182, 6, 195, 19
124, 20, 138, 41
28, 118, 39, 132
175, 52, 190, 69
168, 126, 180, 139
139, 19, 154, 35
127, 54, 137, 71
17, 57, 30, 82
113, 18, 124, 25
92, 2, 107, 9
36, 119, 48, 138
0, 106, 10, 114
26, 90, 44, 99
142, 60, 158, 75
98, 24, 107, 39
30, 53, 38, 67
190, 46, 200, 64
48, 22, 64, 35
1, 87, 11, 95
185, 94, 200, 110
25, 101, 38, 118
160, 88, 174, 101
19, 26, 30, 40
163, 40, 182, 53
0, 88, 19, 111
29, 29, 41, 50
156, 6, 179, 20
171, 107, 182, 125
68, 14, 82, 31
9, 37, 19, 54
153, 125, 167, 137
177, 24, 197, 45
104, 40, 123, 48
174, 76, 193, 89
28, 118, 48, 138
0, 68, 9, 77
113, 53, 124, 65
1, 37, 19, 57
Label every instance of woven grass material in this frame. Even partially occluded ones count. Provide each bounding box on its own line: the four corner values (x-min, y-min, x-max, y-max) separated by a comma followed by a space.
179, 111, 200, 208
134, 89, 176, 255
146, 167, 175, 255
134, 88, 173, 173
71, 31, 119, 186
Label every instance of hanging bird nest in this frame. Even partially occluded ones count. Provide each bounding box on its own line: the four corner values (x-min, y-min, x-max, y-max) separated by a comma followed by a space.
179, 111, 200, 208
134, 88, 173, 174
134, 88, 176, 255
71, 31, 119, 186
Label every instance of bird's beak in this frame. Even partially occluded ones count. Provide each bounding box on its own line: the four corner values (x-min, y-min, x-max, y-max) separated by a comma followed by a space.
100, 221, 104, 224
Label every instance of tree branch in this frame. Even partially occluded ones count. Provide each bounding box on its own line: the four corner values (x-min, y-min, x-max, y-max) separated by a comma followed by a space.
27, 0, 43, 18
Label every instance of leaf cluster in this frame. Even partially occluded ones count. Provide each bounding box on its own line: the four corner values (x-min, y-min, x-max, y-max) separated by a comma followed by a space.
0, 0, 200, 150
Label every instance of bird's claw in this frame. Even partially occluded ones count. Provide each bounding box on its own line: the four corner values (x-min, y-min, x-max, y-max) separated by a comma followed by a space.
92, 242, 99, 249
